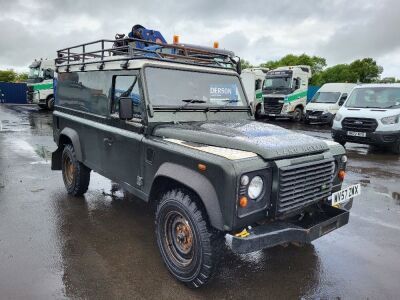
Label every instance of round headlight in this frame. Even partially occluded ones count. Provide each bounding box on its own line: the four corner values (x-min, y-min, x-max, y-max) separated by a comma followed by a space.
341, 155, 348, 163
248, 176, 263, 199
240, 175, 250, 186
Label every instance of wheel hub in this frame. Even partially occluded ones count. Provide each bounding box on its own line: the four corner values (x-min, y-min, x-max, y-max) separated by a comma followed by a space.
164, 211, 195, 266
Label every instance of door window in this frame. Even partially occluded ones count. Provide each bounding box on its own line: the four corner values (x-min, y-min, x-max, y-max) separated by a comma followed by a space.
112, 75, 142, 117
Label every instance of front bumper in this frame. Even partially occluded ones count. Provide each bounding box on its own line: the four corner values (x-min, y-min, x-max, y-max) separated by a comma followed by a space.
228, 204, 349, 254
332, 128, 400, 146
305, 111, 334, 123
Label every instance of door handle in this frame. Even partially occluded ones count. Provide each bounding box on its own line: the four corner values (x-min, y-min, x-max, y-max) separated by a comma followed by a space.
103, 137, 113, 147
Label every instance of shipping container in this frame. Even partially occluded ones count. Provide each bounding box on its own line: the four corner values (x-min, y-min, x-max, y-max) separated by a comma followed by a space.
0, 82, 27, 104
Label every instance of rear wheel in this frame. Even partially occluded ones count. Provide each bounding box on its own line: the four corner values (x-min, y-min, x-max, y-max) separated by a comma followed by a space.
292, 107, 303, 122
155, 189, 223, 288
46, 96, 55, 110
62, 144, 91, 196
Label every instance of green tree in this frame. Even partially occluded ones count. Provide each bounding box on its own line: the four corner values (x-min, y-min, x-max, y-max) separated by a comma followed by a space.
313, 64, 358, 86
259, 54, 327, 85
15, 72, 28, 82
241, 59, 253, 69
349, 58, 382, 83
0, 70, 18, 82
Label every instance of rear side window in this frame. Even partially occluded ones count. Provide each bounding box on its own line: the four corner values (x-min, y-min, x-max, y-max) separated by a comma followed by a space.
112, 75, 142, 117
56, 71, 112, 116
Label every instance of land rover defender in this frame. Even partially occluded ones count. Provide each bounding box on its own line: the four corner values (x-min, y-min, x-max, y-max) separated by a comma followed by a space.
51, 36, 356, 288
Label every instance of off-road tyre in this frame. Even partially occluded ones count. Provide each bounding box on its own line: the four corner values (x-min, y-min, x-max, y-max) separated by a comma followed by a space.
155, 189, 223, 288
61, 144, 90, 196
46, 96, 55, 110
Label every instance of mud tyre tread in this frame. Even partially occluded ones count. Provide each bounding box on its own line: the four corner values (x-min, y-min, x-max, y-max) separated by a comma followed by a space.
61, 144, 90, 196
155, 189, 223, 288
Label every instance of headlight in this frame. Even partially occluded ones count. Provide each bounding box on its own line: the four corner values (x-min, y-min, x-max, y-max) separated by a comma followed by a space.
248, 176, 263, 199
381, 114, 400, 125
335, 113, 343, 122
341, 155, 348, 163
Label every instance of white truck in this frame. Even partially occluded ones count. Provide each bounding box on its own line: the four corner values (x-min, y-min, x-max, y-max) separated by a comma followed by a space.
26, 59, 55, 110
258, 65, 312, 121
305, 83, 356, 126
240, 67, 269, 114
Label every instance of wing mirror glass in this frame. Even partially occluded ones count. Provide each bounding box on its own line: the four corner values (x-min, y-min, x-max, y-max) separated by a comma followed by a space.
119, 97, 133, 120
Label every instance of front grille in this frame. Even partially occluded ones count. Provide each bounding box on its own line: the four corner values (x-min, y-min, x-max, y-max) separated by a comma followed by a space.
342, 117, 378, 132
306, 110, 323, 116
264, 97, 284, 114
277, 159, 335, 216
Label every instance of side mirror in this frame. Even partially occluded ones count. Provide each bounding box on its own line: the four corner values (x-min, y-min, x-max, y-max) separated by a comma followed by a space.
293, 78, 300, 90
119, 97, 133, 120
236, 59, 242, 75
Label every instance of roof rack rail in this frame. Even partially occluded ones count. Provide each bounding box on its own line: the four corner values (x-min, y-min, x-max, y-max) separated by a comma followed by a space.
56, 37, 240, 71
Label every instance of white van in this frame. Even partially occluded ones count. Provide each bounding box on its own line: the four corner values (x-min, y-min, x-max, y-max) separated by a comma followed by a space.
305, 83, 356, 125
332, 84, 400, 153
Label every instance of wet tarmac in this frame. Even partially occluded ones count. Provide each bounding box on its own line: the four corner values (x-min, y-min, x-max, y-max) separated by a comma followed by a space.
0, 104, 399, 299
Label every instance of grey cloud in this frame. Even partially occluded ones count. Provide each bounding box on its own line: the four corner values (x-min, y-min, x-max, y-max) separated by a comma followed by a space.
0, 0, 399, 77
317, 0, 400, 65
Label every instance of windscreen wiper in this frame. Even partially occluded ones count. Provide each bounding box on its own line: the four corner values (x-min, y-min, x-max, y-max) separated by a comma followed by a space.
177, 99, 207, 111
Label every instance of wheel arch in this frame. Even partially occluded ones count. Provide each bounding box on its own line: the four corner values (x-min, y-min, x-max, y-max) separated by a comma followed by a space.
51, 128, 83, 170
149, 162, 225, 231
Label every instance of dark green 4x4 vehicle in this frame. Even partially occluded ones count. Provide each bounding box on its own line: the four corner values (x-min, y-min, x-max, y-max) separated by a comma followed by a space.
51, 38, 353, 288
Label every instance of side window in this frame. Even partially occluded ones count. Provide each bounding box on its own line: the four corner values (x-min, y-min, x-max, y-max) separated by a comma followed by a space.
112, 75, 142, 117
57, 71, 111, 116
255, 79, 262, 90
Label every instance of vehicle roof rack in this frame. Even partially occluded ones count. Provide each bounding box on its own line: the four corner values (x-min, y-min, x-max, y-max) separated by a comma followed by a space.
56, 37, 240, 71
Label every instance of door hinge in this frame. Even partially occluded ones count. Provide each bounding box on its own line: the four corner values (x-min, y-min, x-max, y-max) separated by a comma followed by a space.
136, 176, 143, 187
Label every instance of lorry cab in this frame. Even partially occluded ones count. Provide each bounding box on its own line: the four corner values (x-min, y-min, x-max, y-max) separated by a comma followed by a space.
26, 59, 56, 110
332, 84, 400, 153
240, 67, 269, 116
261, 65, 311, 121
305, 83, 356, 125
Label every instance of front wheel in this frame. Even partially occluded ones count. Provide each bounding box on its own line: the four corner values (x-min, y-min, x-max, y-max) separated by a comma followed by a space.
155, 189, 223, 288
292, 107, 303, 122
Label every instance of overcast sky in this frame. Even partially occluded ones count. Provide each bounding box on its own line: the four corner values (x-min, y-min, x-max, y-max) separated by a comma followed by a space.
1, 0, 399, 77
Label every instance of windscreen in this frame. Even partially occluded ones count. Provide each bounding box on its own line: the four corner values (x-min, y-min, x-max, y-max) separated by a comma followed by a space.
345, 87, 400, 109
263, 77, 291, 90
311, 92, 341, 103
145, 67, 247, 107
28, 67, 40, 79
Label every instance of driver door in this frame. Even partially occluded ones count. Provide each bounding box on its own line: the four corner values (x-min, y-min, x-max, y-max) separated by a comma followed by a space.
102, 73, 144, 193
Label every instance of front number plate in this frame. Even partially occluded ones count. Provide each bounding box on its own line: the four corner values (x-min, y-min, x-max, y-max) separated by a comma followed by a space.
347, 131, 366, 137
331, 184, 361, 206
